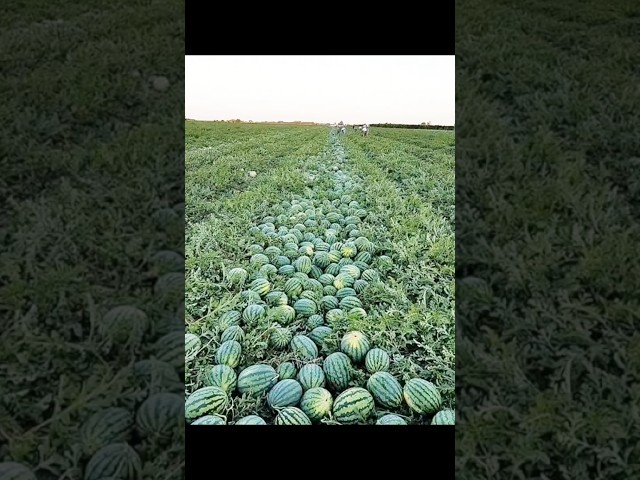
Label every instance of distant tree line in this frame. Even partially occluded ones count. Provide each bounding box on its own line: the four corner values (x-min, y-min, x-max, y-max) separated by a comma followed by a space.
370, 123, 454, 130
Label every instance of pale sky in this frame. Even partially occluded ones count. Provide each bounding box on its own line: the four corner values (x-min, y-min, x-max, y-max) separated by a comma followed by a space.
185, 56, 455, 125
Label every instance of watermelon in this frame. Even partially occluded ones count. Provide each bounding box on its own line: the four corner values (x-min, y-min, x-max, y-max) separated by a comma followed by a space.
355, 251, 372, 263
250, 278, 272, 296
275, 255, 291, 267
203, 364, 237, 393
353, 279, 368, 294
348, 307, 367, 320
304, 278, 324, 296
308, 326, 332, 347
325, 263, 340, 276
340, 331, 370, 362
306, 314, 325, 329
353, 261, 370, 272
337, 257, 354, 268
264, 245, 282, 259
240, 290, 262, 304
266, 290, 288, 306
335, 287, 357, 299
340, 265, 360, 279
320, 295, 339, 311
313, 252, 331, 269
323, 352, 352, 391
267, 379, 304, 409
152, 332, 183, 371
0, 462, 36, 480
362, 269, 380, 282
365, 348, 390, 373
275, 407, 312, 425
279, 265, 295, 275
376, 414, 407, 425
235, 415, 267, 425
270, 305, 296, 325
185, 386, 229, 419
309, 265, 323, 279
237, 364, 279, 396
250, 253, 270, 266
243, 304, 266, 323
191, 415, 226, 425
80, 408, 133, 455
318, 273, 335, 286
323, 285, 338, 296
84, 443, 142, 480
292, 272, 310, 281
332, 387, 375, 424
403, 378, 442, 414
340, 242, 357, 258
326, 308, 345, 323
294, 256, 312, 274
293, 298, 317, 316
220, 325, 245, 343
154, 272, 183, 300
217, 310, 242, 329
102, 305, 148, 344
367, 372, 403, 409
431, 409, 455, 425
269, 326, 293, 350
290, 335, 318, 361
215, 340, 242, 368
248, 244, 264, 254
277, 362, 297, 380
339, 296, 362, 310
136, 393, 183, 436
297, 364, 326, 390
298, 245, 314, 256
284, 277, 304, 297
300, 387, 333, 423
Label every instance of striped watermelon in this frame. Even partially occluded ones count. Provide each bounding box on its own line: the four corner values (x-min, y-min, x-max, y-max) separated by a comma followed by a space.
204, 364, 237, 393
237, 364, 279, 396
335, 287, 357, 299
275, 407, 312, 425
340, 242, 357, 258
325, 263, 340, 276
326, 250, 341, 263
294, 256, 312, 274
284, 277, 304, 297
365, 348, 390, 373
306, 314, 325, 329
337, 257, 354, 268
266, 290, 288, 306
298, 245, 314, 256
250, 278, 272, 296
403, 378, 442, 414
248, 244, 263, 254
217, 310, 242, 329
353, 279, 369, 294
348, 307, 367, 320
299, 290, 319, 303
353, 260, 370, 272
313, 252, 331, 269
304, 278, 324, 296
293, 298, 317, 316
323, 352, 352, 391
309, 265, 323, 279
258, 264, 277, 278
300, 387, 333, 423
320, 295, 339, 311
332, 387, 375, 424
185, 387, 229, 419
354, 251, 372, 263
152, 331, 183, 371
318, 273, 335, 286
362, 269, 380, 282
340, 331, 370, 362
185, 334, 201, 361
292, 272, 310, 281
220, 325, 245, 343
275, 255, 291, 267
243, 304, 266, 323
367, 372, 403, 408
339, 265, 360, 279
323, 285, 338, 296
136, 393, 183, 436
84, 443, 142, 480
153, 272, 183, 300
308, 326, 332, 347
290, 335, 318, 361
376, 414, 407, 425
235, 415, 267, 425
326, 308, 345, 323
80, 408, 133, 455
297, 364, 326, 390
339, 296, 362, 310
0, 462, 36, 480
250, 253, 270, 266
270, 326, 293, 349
431, 409, 455, 425
191, 415, 226, 425
267, 379, 304, 409
270, 305, 296, 325
276, 362, 297, 380
264, 245, 282, 259
102, 305, 148, 344
279, 265, 295, 275
240, 289, 262, 304
215, 340, 242, 368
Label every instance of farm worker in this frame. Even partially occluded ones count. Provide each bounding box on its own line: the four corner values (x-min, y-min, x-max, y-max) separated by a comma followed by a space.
362, 124, 369, 136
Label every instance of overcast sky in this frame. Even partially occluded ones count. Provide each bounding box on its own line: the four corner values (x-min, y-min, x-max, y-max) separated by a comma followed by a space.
185, 56, 455, 125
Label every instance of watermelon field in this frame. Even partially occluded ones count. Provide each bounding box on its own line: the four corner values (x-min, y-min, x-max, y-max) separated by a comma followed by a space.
185, 121, 455, 425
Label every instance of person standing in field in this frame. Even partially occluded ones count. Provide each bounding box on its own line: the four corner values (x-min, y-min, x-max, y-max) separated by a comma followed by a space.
362, 123, 369, 137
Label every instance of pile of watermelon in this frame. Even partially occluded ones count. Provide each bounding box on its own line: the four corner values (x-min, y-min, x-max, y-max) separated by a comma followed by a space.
185, 171, 454, 425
